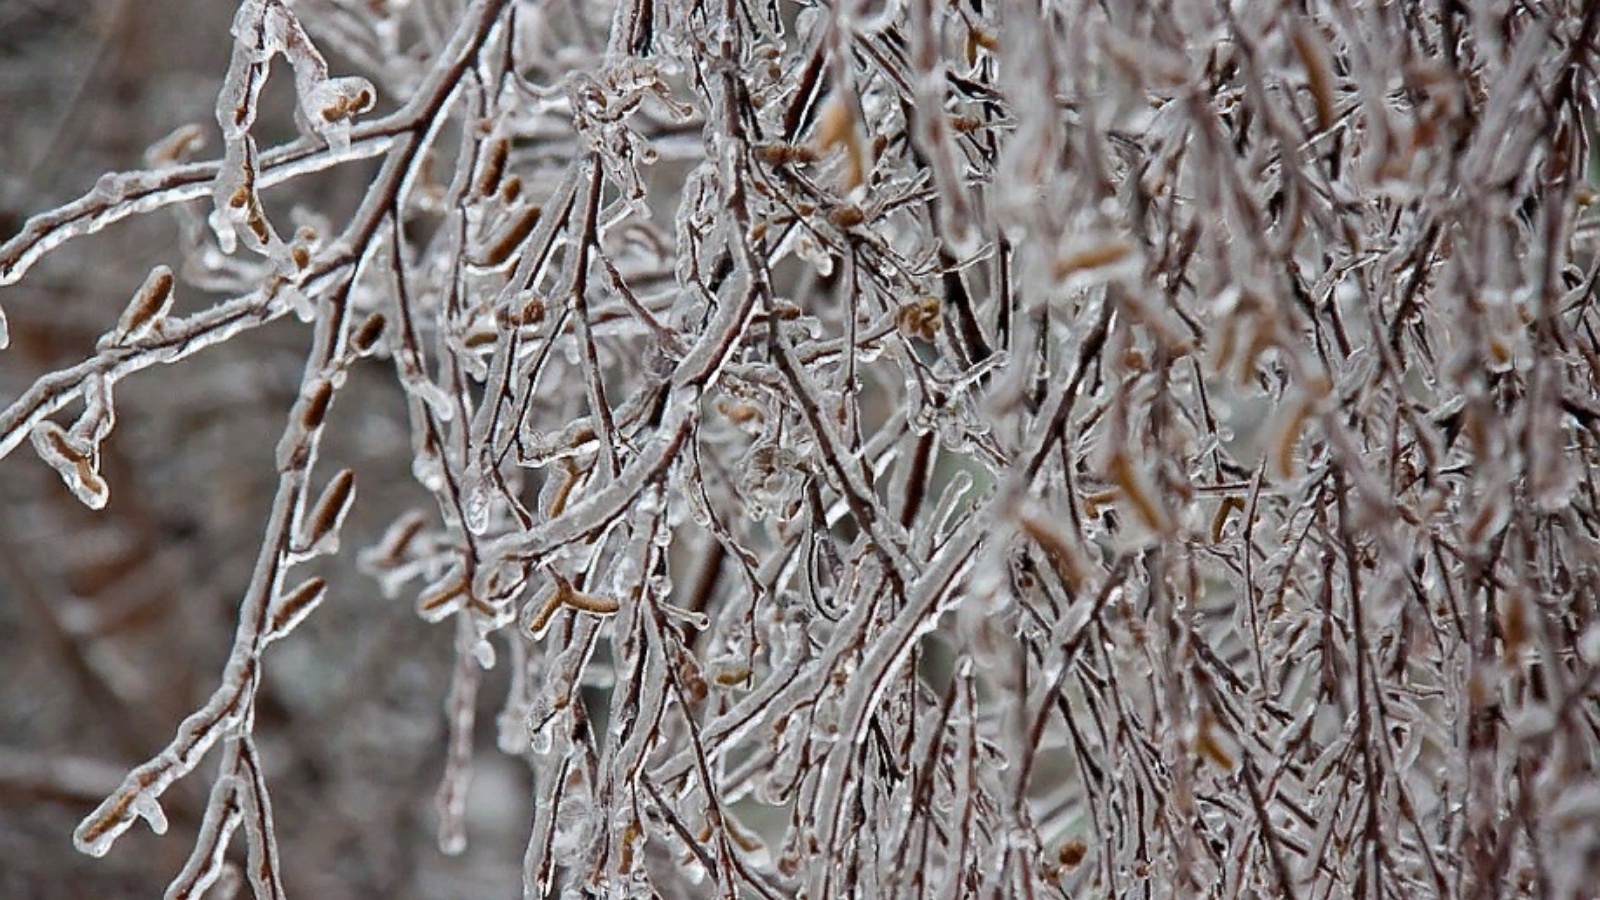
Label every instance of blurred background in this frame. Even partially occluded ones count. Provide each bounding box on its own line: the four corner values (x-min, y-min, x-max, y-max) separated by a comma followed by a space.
0, 2, 528, 895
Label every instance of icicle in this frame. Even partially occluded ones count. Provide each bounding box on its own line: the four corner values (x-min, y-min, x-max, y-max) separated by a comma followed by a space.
132, 793, 170, 836
471, 638, 496, 669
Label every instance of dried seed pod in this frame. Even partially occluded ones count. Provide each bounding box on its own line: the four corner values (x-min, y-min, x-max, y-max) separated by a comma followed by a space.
311, 77, 377, 124
523, 589, 564, 639
770, 300, 805, 320
716, 399, 765, 426
618, 819, 643, 873
463, 326, 499, 349
1194, 718, 1237, 771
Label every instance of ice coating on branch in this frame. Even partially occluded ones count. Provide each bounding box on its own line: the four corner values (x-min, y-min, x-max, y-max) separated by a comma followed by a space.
13, 0, 1600, 895
209, 0, 374, 260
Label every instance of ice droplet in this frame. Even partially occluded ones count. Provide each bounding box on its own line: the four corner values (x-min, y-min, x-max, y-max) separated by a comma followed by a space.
462, 467, 492, 535
472, 638, 496, 670
412, 444, 446, 492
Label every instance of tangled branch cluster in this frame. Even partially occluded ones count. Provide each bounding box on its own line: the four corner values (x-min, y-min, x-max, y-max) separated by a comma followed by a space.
4, 0, 1600, 896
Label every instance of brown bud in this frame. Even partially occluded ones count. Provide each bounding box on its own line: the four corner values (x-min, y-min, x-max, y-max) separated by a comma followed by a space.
477, 137, 509, 197
478, 205, 542, 267
303, 469, 356, 550
300, 380, 333, 430
116, 266, 175, 341
267, 577, 327, 641
351, 313, 386, 354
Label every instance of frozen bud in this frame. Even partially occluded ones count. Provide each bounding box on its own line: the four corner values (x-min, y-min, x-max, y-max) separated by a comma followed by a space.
895, 297, 943, 341
107, 266, 176, 346
32, 421, 109, 510
417, 569, 470, 623
476, 205, 543, 267
477, 137, 510, 197
350, 313, 387, 356
266, 577, 328, 643
300, 469, 356, 555
309, 77, 376, 124
299, 379, 334, 430
143, 123, 207, 168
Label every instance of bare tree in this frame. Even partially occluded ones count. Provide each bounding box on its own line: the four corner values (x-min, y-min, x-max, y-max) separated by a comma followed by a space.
4, 0, 1600, 896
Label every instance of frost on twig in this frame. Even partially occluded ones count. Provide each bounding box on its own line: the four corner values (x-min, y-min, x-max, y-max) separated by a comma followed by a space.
4, 0, 1600, 896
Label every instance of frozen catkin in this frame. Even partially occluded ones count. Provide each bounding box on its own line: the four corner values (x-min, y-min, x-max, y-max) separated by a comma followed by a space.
298, 468, 355, 556
4, 0, 1600, 896
31, 421, 109, 510
99, 265, 175, 348
265, 577, 328, 643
